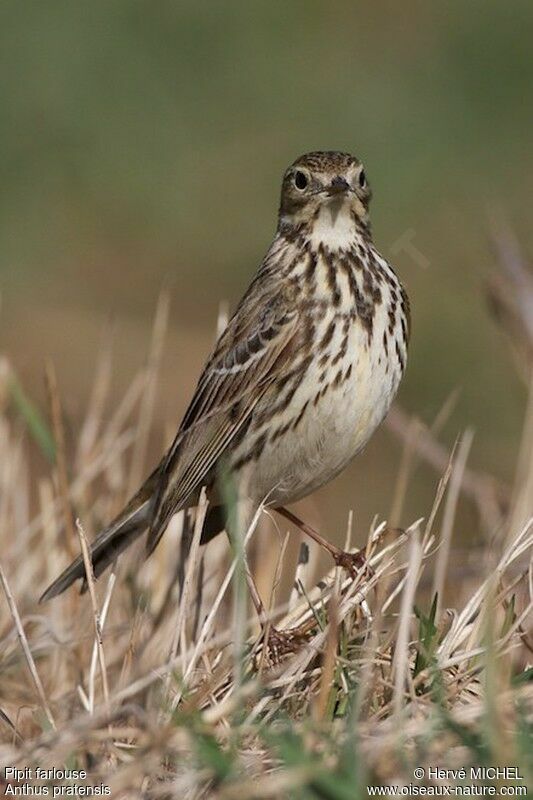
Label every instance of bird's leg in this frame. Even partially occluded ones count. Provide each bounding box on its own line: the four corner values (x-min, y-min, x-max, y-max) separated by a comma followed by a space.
276, 506, 368, 578
242, 554, 312, 664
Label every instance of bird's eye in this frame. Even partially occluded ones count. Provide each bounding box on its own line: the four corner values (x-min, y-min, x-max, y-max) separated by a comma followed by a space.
358, 169, 366, 188
294, 170, 308, 190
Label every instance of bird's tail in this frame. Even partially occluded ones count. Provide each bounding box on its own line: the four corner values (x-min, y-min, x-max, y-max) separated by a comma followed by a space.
39, 469, 159, 603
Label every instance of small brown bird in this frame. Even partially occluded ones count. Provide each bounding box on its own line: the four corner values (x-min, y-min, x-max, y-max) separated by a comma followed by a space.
42, 151, 410, 648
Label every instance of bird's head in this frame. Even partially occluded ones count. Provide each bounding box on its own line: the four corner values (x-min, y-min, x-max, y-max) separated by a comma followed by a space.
278, 151, 372, 241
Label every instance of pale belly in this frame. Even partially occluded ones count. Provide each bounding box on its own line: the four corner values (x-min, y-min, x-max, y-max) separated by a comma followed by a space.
244, 319, 404, 507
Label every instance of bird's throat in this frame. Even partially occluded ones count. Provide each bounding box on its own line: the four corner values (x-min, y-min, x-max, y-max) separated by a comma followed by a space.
310, 202, 357, 250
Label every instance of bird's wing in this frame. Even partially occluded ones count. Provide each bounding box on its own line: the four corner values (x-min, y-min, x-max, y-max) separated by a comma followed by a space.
146, 278, 298, 554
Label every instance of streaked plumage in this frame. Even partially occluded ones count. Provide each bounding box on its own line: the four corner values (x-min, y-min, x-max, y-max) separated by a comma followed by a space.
41, 151, 409, 603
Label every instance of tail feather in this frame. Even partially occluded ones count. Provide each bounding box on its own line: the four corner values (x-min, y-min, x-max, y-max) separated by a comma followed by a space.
39, 499, 151, 602
40, 465, 162, 603
39, 466, 227, 602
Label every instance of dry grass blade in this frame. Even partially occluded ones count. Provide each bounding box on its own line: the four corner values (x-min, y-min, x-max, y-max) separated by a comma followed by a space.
313, 576, 340, 720
0, 561, 56, 731
45, 360, 77, 560
438, 516, 533, 662
392, 530, 423, 717
507, 374, 533, 545
165, 488, 208, 711
79, 572, 116, 713
75, 319, 114, 473
433, 428, 474, 614
0, 707, 23, 744
75, 518, 110, 712
127, 291, 170, 496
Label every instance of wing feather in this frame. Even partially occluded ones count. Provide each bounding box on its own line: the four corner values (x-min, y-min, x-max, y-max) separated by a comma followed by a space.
145, 283, 298, 554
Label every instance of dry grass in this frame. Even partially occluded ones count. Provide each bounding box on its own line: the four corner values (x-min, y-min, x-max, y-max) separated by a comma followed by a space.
1, 248, 532, 797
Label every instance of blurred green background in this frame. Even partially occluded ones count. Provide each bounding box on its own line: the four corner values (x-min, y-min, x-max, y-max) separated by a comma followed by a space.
1, 0, 531, 546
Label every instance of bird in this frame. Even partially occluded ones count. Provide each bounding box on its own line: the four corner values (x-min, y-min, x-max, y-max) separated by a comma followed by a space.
41, 151, 410, 653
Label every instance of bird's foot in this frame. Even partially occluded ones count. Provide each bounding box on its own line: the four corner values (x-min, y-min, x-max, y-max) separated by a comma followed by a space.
259, 624, 311, 666
333, 548, 370, 579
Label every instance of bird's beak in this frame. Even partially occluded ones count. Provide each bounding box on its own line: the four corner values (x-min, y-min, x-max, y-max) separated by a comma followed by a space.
327, 176, 350, 196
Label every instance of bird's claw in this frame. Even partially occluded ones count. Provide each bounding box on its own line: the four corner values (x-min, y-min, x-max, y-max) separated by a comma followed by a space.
333, 548, 370, 578
259, 625, 310, 666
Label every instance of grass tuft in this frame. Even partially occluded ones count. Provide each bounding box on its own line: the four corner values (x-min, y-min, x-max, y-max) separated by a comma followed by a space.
1, 276, 532, 797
